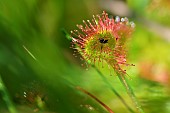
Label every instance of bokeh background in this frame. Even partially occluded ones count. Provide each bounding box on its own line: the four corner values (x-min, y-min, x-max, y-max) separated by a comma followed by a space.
0, 0, 170, 113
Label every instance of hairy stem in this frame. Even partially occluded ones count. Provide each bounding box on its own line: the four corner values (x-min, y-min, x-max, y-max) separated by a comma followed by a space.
116, 71, 144, 113
106, 60, 144, 113
92, 65, 135, 113
76, 86, 114, 113
0, 75, 17, 113
115, 70, 144, 113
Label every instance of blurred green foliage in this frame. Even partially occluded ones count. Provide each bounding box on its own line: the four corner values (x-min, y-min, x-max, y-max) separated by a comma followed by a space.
0, 0, 170, 113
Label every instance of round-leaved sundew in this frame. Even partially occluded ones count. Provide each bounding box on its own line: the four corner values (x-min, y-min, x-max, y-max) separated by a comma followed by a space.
70, 11, 135, 74
70, 12, 146, 113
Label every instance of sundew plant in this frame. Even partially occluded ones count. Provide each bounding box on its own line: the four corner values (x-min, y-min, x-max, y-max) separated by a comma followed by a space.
0, 0, 170, 113
69, 11, 144, 113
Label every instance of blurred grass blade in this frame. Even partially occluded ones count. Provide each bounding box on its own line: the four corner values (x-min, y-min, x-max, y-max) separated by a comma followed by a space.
0, 75, 17, 113
23, 45, 37, 61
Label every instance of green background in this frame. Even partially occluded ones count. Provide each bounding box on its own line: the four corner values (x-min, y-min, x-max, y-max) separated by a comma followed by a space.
0, 0, 170, 113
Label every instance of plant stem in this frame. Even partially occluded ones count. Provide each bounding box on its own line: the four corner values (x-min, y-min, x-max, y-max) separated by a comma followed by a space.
92, 65, 135, 113
0, 75, 17, 113
116, 72, 144, 113
106, 59, 144, 113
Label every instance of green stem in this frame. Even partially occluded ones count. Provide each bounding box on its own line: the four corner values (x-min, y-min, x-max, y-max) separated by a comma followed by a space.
92, 65, 135, 113
116, 72, 144, 113
106, 59, 144, 113
0, 75, 17, 113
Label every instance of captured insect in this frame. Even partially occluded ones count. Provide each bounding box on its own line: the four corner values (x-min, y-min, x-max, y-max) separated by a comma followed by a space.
99, 38, 108, 44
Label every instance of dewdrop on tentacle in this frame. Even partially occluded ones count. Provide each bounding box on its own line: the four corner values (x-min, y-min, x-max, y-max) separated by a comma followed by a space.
70, 11, 135, 74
